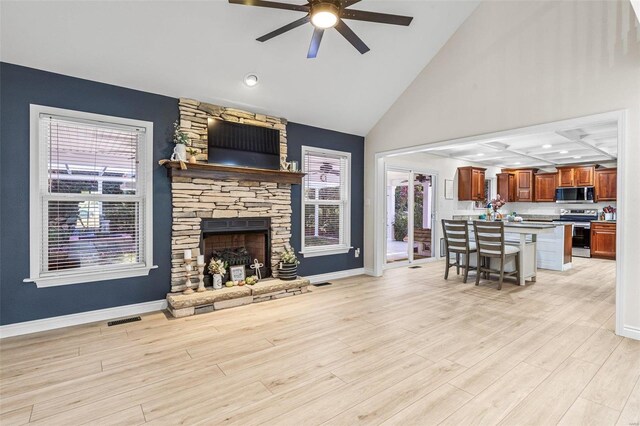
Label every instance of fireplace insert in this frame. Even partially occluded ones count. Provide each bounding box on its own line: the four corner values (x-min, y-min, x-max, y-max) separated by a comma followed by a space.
201, 218, 271, 280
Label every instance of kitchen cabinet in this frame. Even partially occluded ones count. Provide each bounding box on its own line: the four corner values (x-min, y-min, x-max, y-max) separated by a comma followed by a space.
595, 168, 617, 201
557, 166, 595, 187
591, 222, 616, 260
534, 172, 557, 202
458, 167, 486, 201
514, 169, 538, 202
497, 172, 516, 202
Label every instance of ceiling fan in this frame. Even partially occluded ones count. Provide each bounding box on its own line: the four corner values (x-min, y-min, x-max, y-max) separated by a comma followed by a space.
228, 0, 413, 58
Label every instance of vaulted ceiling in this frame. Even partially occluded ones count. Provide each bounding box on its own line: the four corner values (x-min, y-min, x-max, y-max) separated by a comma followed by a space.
0, 0, 479, 135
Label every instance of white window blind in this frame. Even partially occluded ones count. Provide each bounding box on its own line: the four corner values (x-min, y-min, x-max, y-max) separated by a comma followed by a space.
28, 105, 154, 287
301, 147, 351, 256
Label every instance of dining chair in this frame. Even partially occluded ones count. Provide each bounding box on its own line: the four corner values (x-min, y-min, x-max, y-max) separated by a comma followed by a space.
441, 219, 477, 283
472, 221, 520, 290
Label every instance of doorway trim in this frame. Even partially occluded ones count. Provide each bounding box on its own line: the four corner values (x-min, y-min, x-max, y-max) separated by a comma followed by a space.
383, 165, 439, 270
372, 110, 630, 339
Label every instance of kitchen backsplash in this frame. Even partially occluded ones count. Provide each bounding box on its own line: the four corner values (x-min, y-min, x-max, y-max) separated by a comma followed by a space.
503, 202, 617, 216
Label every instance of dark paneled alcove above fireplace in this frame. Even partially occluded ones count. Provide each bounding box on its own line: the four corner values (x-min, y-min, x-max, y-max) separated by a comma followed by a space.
201, 218, 271, 279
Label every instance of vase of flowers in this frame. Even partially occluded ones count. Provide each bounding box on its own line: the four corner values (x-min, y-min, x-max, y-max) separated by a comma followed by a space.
490, 194, 506, 221
278, 248, 300, 281
172, 121, 190, 161
208, 258, 227, 289
187, 147, 198, 164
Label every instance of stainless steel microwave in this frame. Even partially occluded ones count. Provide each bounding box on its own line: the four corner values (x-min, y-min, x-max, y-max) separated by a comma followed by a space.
555, 187, 595, 203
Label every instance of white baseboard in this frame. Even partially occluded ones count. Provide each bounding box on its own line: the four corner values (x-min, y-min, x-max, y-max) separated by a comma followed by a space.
0, 299, 167, 339
364, 268, 377, 276
306, 268, 366, 284
620, 325, 640, 341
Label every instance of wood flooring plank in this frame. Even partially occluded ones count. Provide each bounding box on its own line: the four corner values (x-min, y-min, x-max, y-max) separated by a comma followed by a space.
617, 377, 640, 426
498, 357, 600, 425
581, 338, 640, 411
441, 362, 549, 425
0, 406, 32, 426
81, 405, 146, 426
559, 397, 621, 425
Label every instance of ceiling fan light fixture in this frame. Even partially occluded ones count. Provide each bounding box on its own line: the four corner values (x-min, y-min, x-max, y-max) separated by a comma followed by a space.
310, 3, 339, 29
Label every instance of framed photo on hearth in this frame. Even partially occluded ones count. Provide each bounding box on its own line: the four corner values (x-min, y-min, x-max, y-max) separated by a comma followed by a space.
229, 265, 246, 283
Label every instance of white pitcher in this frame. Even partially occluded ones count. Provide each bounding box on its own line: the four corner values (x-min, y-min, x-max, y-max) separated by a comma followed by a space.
171, 144, 187, 161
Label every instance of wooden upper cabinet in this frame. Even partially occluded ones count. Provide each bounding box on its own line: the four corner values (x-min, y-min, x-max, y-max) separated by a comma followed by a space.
575, 166, 595, 186
591, 222, 616, 260
557, 166, 594, 187
557, 167, 575, 187
534, 172, 557, 202
497, 173, 516, 202
514, 169, 538, 202
458, 167, 486, 201
595, 168, 617, 201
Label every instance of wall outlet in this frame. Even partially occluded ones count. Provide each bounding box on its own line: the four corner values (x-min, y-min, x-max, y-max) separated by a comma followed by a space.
355, 248, 360, 258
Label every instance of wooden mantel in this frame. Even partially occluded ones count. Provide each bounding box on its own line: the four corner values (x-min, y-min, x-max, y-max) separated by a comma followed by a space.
161, 161, 305, 185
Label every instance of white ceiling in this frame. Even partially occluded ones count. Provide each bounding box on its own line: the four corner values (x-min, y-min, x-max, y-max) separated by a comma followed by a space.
0, 0, 479, 136
411, 120, 618, 169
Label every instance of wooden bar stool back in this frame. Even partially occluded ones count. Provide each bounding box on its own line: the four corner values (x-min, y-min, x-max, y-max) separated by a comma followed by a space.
441, 219, 477, 283
472, 221, 520, 290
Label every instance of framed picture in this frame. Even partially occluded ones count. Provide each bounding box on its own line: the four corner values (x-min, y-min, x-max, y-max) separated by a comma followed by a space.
444, 179, 454, 200
229, 265, 246, 282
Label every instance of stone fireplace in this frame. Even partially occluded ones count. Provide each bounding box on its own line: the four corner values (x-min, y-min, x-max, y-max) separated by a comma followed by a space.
168, 98, 295, 293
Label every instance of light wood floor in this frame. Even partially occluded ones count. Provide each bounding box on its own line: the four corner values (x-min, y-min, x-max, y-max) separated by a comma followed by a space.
1, 257, 638, 425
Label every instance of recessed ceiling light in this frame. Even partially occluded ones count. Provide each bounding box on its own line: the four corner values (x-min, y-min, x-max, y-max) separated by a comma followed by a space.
542, 144, 552, 149
515, 162, 521, 165
244, 74, 259, 87
573, 156, 582, 159
559, 150, 569, 154
477, 153, 485, 157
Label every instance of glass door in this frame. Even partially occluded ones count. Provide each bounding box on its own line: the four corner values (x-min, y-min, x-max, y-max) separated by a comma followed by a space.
385, 169, 435, 266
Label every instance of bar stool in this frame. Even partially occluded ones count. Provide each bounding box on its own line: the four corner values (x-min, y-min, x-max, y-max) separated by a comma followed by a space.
441, 219, 477, 283
472, 221, 520, 290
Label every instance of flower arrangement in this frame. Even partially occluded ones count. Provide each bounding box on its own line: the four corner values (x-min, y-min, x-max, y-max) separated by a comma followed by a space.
280, 248, 300, 265
490, 194, 506, 212
208, 258, 227, 276
173, 121, 190, 145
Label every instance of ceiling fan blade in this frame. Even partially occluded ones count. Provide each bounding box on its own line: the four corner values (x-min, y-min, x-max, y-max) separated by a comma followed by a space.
342, 0, 362, 7
307, 28, 324, 58
341, 9, 413, 26
335, 20, 369, 54
257, 16, 310, 42
228, 0, 309, 13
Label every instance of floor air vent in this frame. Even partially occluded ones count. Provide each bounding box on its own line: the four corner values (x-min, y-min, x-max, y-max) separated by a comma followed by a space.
313, 282, 332, 287
108, 316, 141, 327
409, 266, 422, 269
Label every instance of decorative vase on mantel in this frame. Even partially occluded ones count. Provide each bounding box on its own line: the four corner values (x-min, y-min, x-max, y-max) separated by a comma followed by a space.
172, 144, 187, 162
213, 274, 223, 290
278, 262, 297, 281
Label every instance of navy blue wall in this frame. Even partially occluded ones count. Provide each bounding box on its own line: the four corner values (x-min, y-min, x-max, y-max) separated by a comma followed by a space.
0, 63, 365, 326
0, 63, 178, 325
287, 122, 365, 276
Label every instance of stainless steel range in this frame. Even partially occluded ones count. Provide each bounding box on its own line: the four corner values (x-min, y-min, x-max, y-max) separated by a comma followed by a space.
554, 209, 599, 258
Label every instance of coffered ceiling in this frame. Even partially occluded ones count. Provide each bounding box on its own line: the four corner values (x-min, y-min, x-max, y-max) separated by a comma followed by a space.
417, 120, 618, 169
0, 0, 480, 136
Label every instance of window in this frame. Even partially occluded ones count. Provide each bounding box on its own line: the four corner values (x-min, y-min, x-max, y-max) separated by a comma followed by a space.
301, 146, 351, 257
27, 105, 154, 287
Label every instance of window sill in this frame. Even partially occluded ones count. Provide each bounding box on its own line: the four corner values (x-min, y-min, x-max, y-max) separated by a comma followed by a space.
24, 265, 158, 288
300, 247, 352, 258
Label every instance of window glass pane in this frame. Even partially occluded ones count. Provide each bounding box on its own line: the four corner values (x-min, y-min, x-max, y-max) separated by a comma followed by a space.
46, 118, 139, 195
45, 199, 141, 272
304, 204, 341, 247
304, 153, 343, 201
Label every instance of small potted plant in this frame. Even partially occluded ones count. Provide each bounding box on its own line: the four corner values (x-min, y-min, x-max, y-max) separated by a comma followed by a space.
208, 258, 227, 290
187, 147, 198, 164
278, 248, 300, 281
172, 121, 190, 161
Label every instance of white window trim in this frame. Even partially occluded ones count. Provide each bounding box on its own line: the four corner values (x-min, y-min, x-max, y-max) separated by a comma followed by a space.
300, 145, 352, 258
25, 105, 156, 287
